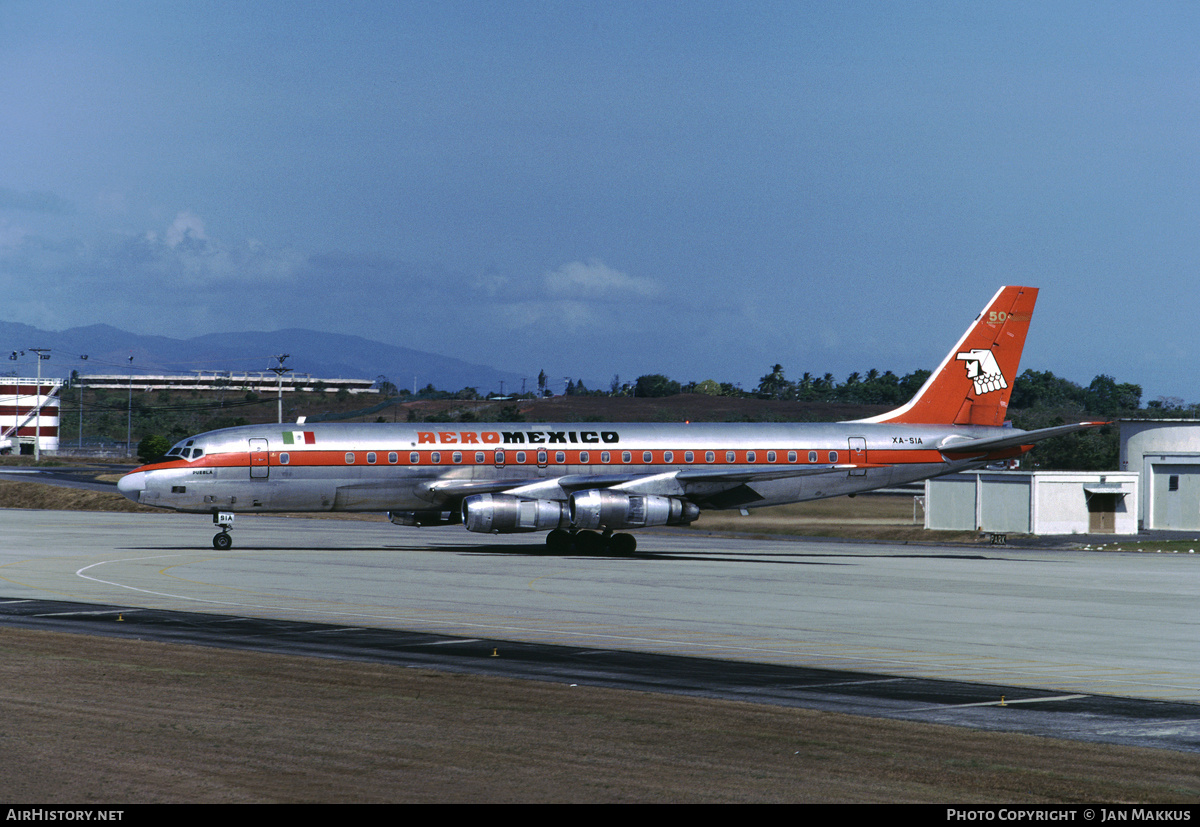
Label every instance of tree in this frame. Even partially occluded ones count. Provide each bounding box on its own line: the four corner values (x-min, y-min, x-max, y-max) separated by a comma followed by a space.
1084, 374, 1142, 415
374, 375, 398, 397
633, 374, 681, 398
756, 364, 791, 400
137, 434, 171, 464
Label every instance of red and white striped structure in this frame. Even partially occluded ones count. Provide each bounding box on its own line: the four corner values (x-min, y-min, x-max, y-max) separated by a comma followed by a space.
0, 378, 63, 454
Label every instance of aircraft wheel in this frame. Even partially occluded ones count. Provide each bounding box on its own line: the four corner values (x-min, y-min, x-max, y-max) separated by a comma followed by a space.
546, 529, 571, 551
213, 532, 233, 550
610, 533, 637, 555
573, 530, 601, 553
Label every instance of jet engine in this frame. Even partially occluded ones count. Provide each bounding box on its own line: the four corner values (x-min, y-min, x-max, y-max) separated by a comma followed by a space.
568, 489, 700, 531
461, 493, 571, 534
388, 510, 461, 527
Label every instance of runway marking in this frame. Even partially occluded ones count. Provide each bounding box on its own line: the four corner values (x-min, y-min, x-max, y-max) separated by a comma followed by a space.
793, 678, 906, 689
912, 694, 1089, 711
34, 609, 136, 617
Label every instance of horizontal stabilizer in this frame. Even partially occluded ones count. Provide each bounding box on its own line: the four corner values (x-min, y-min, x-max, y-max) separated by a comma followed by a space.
938, 422, 1108, 456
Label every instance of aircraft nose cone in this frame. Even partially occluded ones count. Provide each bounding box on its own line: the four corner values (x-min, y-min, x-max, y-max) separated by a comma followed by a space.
117, 471, 146, 503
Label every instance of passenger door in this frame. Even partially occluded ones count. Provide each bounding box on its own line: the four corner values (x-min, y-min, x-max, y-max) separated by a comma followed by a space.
249, 438, 269, 479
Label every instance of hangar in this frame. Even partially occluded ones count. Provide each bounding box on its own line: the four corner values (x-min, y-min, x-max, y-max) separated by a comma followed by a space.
1120, 419, 1200, 530
923, 471, 1139, 535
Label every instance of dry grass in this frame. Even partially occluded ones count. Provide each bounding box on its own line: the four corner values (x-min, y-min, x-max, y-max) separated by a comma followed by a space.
2, 628, 1198, 804
690, 495, 985, 544
0, 480, 158, 512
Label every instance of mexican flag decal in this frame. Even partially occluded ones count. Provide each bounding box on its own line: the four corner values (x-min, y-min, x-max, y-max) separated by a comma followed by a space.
282, 430, 316, 445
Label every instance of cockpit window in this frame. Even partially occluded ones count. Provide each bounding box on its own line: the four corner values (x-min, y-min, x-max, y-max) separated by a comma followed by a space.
167, 440, 204, 461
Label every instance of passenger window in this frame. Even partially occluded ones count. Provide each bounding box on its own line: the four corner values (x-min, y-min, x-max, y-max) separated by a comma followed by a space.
684, 451, 694, 463
389, 452, 398, 464
643, 451, 652, 463
726, 451, 736, 463
452, 452, 462, 464
601, 452, 610, 463
788, 451, 796, 463
767, 451, 776, 463
367, 452, 376, 464
622, 451, 632, 463
280, 453, 290, 465
809, 451, 818, 463
345, 453, 355, 464
829, 451, 838, 463
747, 451, 756, 463
555, 451, 565, 463
516, 451, 526, 464
476, 452, 485, 463
580, 451, 589, 463
431, 452, 441, 463
663, 451, 673, 463
706, 451, 715, 463
409, 452, 419, 464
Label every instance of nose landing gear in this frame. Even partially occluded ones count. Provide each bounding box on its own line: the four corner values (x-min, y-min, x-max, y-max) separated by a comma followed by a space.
212, 512, 235, 550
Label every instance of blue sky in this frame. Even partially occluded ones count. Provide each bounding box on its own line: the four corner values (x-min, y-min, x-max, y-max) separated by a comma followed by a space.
2, 1, 1198, 400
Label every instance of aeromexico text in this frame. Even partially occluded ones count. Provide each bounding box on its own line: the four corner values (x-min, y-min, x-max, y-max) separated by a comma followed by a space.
417, 430, 621, 445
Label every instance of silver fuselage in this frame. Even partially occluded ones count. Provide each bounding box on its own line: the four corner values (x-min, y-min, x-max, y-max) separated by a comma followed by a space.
118, 419, 1020, 517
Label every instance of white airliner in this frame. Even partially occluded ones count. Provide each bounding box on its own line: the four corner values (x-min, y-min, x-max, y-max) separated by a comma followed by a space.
118, 286, 1102, 552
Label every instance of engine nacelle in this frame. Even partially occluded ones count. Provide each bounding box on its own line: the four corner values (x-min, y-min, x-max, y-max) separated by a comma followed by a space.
388, 510, 461, 527
461, 494, 571, 534
569, 489, 700, 531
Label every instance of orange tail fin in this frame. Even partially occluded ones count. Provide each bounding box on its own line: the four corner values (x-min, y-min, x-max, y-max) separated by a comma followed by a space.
855, 286, 1037, 426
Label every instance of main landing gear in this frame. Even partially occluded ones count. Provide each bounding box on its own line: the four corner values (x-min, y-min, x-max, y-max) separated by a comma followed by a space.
212, 512, 235, 550
545, 529, 637, 555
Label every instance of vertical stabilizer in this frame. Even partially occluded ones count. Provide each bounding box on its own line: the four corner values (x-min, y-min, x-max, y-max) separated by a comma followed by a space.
853, 286, 1037, 426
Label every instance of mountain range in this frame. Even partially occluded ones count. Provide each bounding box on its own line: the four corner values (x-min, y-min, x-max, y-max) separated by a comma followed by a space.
0, 321, 530, 395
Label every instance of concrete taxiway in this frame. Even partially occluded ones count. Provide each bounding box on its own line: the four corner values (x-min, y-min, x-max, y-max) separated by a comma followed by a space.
2, 509, 1198, 708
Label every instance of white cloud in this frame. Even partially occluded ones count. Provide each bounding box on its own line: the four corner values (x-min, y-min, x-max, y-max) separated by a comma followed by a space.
542, 259, 660, 298
164, 210, 207, 248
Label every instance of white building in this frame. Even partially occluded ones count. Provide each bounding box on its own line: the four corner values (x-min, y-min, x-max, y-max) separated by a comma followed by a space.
79, 373, 378, 394
924, 470, 1139, 535
1119, 419, 1200, 530
0, 377, 62, 455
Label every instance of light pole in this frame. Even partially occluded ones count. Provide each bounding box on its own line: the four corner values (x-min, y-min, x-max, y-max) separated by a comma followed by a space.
126, 355, 134, 458
78, 355, 88, 449
29, 348, 50, 462
269, 354, 292, 424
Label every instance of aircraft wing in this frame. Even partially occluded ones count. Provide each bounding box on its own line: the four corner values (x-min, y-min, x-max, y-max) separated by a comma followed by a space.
418, 465, 848, 505
938, 421, 1109, 456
